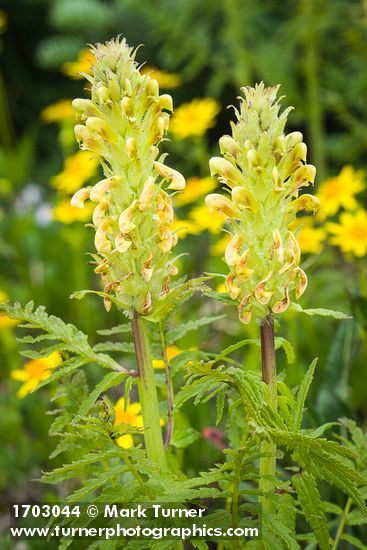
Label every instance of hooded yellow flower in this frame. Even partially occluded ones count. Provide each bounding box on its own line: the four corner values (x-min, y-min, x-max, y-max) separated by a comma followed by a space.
175, 177, 217, 207
62, 49, 96, 79
41, 99, 75, 123
316, 166, 365, 220
114, 398, 144, 449
53, 199, 94, 224
290, 217, 326, 254
170, 98, 220, 139
140, 66, 182, 89
51, 151, 99, 195
11, 352, 62, 399
327, 209, 367, 258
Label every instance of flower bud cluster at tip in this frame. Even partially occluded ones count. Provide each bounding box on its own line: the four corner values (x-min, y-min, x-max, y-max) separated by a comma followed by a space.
206, 83, 318, 325
70, 37, 185, 315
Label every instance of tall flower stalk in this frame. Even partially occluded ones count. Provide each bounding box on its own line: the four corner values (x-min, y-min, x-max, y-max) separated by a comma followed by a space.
71, 38, 186, 470
206, 83, 318, 509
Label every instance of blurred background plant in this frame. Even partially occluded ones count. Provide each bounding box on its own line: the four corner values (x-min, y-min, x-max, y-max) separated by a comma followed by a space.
1, 0, 367, 546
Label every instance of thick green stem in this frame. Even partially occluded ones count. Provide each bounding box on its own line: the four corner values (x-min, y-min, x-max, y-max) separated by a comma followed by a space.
131, 311, 168, 470
259, 316, 277, 515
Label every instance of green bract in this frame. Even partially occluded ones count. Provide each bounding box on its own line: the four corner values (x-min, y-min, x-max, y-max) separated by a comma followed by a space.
71, 38, 185, 315
206, 83, 319, 324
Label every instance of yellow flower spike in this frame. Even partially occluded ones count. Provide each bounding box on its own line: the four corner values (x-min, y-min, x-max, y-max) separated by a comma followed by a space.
225, 235, 244, 266
287, 194, 320, 215
71, 38, 187, 314
208, 83, 317, 323
209, 157, 241, 188
205, 194, 241, 219
70, 187, 92, 208
294, 267, 308, 299
153, 162, 186, 191
231, 187, 258, 212
225, 273, 241, 300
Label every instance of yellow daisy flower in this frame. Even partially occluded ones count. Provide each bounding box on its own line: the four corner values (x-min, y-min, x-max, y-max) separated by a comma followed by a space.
289, 217, 327, 255
51, 151, 99, 195
113, 398, 144, 449
62, 49, 96, 79
11, 352, 62, 399
175, 177, 217, 207
170, 98, 220, 139
189, 204, 226, 234
152, 345, 181, 369
140, 66, 182, 89
41, 99, 75, 123
316, 166, 365, 220
327, 209, 367, 258
53, 200, 93, 224
0, 290, 18, 330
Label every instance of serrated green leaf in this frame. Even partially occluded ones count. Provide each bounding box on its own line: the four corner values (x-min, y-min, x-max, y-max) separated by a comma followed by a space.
216, 388, 226, 425
145, 277, 211, 323
97, 324, 131, 335
70, 289, 130, 310
341, 534, 367, 549
289, 303, 351, 320
291, 358, 318, 432
292, 472, 330, 550
78, 372, 128, 416
93, 342, 135, 353
171, 427, 201, 448
166, 314, 226, 344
